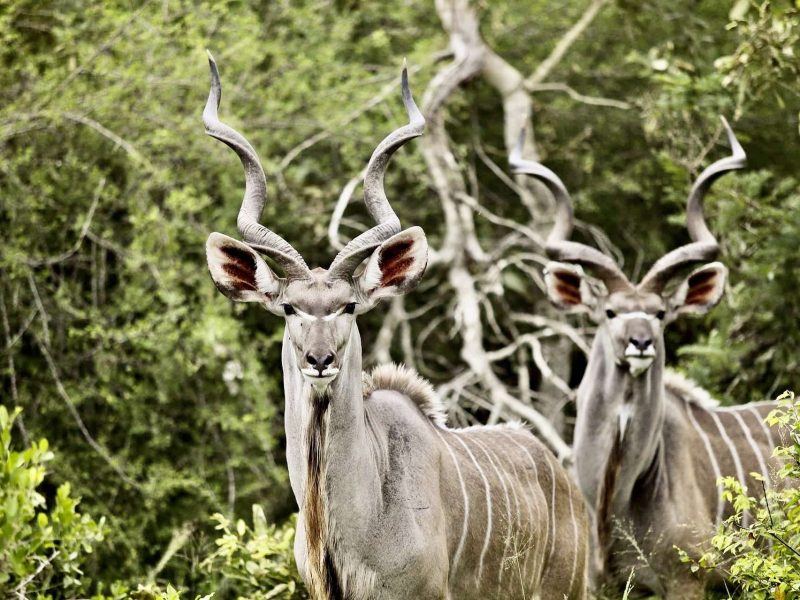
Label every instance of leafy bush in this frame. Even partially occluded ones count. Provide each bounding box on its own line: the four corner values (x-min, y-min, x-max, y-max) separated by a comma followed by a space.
0, 401, 304, 599
201, 507, 306, 600
683, 391, 800, 598
0, 405, 105, 598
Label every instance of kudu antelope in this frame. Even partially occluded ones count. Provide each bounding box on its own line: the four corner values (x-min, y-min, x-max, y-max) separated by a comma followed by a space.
202, 54, 587, 600
511, 120, 783, 599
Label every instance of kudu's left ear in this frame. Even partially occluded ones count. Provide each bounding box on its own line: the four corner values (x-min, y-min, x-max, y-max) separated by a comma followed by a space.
357, 227, 428, 304
206, 232, 282, 304
667, 262, 727, 316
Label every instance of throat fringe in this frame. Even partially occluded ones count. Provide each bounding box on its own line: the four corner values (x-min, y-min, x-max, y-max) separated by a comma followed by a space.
302, 392, 342, 600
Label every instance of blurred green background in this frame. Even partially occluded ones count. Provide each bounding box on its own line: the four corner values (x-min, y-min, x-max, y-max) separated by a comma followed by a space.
0, 0, 798, 597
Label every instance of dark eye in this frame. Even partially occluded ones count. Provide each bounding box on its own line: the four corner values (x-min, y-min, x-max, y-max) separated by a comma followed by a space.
344, 302, 357, 315
605, 309, 616, 319
656, 310, 666, 320
282, 304, 295, 316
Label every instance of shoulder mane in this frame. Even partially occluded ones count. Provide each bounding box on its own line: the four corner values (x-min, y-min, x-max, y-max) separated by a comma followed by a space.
663, 369, 720, 409
363, 363, 447, 427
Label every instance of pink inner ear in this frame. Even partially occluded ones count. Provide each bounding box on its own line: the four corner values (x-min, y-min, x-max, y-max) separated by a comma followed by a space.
379, 238, 415, 288
685, 270, 717, 305
221, 246, 258, 291
553, 271, 582, 305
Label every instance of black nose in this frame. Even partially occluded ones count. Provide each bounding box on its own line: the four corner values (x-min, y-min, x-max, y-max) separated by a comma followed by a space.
629, 336, 652, 351
306, 352, 335, 373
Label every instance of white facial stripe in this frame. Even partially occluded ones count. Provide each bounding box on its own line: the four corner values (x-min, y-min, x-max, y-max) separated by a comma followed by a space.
294, 307, 346, 322
294, 307, 316, 321
617, 311, 657, 321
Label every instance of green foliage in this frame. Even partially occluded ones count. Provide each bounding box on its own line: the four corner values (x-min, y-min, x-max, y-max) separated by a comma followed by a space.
201, 507, 306, 600
1, 0, 798, 595
0, 406, 105, 598
681, 391, 800, 598
678, 172, 800, 400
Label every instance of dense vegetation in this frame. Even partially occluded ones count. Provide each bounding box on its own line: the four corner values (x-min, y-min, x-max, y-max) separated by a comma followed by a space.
1, 0, 798, 597
680, 391, 800, 598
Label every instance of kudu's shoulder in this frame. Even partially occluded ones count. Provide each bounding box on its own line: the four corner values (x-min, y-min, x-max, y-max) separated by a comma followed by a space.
363, 363, 446, 427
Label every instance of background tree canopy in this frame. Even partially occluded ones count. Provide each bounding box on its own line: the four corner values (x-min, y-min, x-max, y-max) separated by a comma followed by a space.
0, 0, 798, 597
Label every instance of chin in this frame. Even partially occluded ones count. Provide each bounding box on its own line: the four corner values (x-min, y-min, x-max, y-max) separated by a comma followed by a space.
625, 356, 655, 377
301, 368, 340, 393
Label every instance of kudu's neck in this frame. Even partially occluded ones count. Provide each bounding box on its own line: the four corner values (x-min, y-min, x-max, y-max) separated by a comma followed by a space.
574, 327, 666, 514
282, 326, 380, 517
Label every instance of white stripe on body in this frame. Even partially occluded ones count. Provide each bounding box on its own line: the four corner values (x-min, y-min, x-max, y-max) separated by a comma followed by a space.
565, 472, 579, 598
709, 411, 748, 525
746, 405, 776, 449
434, 429, 470, 576
471, 437, 513, 587
492, 439, 534, 593
451, 432, 493, 584
502, 432, 545, 589
546, 459, 557, 571
730, 410, 770, 485
684, 400, 725, 524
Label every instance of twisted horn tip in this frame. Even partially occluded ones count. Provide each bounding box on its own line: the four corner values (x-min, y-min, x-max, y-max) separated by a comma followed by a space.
719, 115, 745, 160
400, 60, 424, 128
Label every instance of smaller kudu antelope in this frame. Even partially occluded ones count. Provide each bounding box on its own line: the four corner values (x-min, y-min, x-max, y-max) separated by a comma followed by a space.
202, 54, 587, 600
511, 120, 783, 599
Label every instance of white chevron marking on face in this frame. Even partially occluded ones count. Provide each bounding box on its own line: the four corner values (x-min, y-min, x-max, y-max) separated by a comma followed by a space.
618, 311, 658, 321
294, 307, 345, 322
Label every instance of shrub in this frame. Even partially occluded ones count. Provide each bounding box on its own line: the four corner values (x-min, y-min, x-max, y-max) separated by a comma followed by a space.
201, 506, 307, 600
682, 391, 800, 598
0, 405, 106, 598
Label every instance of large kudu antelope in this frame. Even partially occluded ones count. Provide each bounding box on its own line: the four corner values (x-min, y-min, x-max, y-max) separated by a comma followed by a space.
202, 54, 587, 600
511, 121, 782, 599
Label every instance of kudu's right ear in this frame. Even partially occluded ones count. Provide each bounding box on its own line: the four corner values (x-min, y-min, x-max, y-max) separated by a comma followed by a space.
206, 233, 282, 304
544, 262, 598, 314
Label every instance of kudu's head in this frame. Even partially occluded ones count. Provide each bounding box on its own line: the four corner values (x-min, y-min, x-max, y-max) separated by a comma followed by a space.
203, 53, 427, 391
510, 120, 745, 377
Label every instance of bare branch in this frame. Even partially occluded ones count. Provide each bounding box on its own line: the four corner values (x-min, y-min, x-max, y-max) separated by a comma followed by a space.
61, 113, 146, 163
525, 0, 610, 87
511, 313, 592, 356
527, 82, 631, 110
279, 64, 423, 173
370, 296, 405, 366
329, 168, 366, 251
14, 550, 59, 599
26, 178, 105, 267
34, 332, 142, 491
